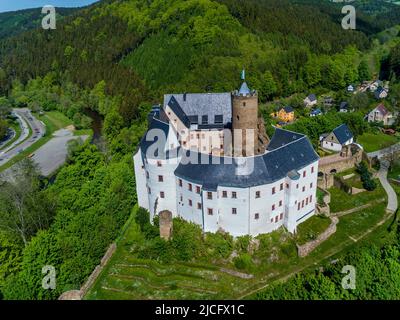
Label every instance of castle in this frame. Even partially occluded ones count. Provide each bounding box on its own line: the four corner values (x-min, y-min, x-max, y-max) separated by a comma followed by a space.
133, 78, 319, 236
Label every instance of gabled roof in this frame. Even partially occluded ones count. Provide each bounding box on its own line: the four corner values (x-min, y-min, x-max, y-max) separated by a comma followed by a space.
174, 131, 319, 188
373, 103, 388, 116
164, 93, 232, 128
332, 124, 353, 145
340, 102, 349, 110
306, 94, 317, 102
281, 106, 294, 113
310, 108, 322, 115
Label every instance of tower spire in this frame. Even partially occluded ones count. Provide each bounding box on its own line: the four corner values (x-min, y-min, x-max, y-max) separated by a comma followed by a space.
241, 69, 245, 81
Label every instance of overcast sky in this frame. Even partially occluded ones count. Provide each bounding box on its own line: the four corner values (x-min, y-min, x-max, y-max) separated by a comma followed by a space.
0, 0, 99, 13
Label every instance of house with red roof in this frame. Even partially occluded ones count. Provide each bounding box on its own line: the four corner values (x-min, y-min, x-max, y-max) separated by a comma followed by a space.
367, 103, 396, 126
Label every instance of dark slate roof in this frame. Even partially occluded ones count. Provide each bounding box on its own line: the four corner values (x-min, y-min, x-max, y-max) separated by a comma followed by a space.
164, 93, 232, 127
174, 133, 319, 188
332, 124, 353, 145
310, 108, 322, 115
340, 102, 349, 110
282, 106, 294, 113
307, 94, 317, 101
166, 96, 191, 128
139, 117, 180, 160
267, 127, 305, 151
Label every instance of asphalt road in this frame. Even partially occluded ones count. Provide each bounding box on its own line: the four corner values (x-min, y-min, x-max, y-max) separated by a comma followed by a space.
0, 108, 45, 166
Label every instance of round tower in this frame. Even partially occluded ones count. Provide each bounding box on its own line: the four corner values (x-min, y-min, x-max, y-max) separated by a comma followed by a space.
232, 80, 259, 157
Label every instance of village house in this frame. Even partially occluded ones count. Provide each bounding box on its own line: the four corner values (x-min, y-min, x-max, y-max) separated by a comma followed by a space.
339, 101, 352, 113
304, 94, 317, 107
309, 108, 322, 117
271, 106, 295, 123
319, 124, 354, 152
374, 87, 388, 99
367, 103, 396, 126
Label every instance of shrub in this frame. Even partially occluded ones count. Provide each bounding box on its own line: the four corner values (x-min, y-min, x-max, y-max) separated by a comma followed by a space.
233, 253, 253, 271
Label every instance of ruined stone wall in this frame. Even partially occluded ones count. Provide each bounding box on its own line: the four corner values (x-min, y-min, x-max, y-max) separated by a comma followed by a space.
297, 216, 338, 257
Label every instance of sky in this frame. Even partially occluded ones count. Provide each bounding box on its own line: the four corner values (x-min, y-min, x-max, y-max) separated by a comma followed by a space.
0, 0, 99, 13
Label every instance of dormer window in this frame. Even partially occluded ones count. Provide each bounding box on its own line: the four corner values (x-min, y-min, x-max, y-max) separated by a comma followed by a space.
202, 115, 208, 125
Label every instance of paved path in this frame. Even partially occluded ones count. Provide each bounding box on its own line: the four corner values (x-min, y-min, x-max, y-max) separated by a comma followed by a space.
378, 160, 398, 213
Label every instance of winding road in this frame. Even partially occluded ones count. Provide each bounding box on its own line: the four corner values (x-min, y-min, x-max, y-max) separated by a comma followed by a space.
378, 160, 398, 213
0, 108, 45, 166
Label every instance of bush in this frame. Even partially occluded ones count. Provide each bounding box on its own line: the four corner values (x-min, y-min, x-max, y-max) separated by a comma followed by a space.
233, 253, 253, 271
204, 232, 234, 260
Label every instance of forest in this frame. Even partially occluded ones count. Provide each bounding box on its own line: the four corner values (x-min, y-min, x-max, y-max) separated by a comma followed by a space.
0, 0, 400, 300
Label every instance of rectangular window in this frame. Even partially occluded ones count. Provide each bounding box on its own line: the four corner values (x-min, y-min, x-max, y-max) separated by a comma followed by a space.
255, 191, 261, 198
280, 213, 283, 220
310, 195, 313, 203
158, 175, 163, 182
197, 203, 202, 210
280, 183, 284, 191
255, 213, 260, 220
180, 195, 183, 202
196, 186, 201, 194
208, 208, 213, 215
298, 202, 301, 210
179, 179, 182, 187
310, 183, 313, 188
157, 161, 162, 167
207, 192, 212, 200
275, 216, 279, 223
306, 198, 309, 205
311, 166, 315, 174
146, 172, 149, 179
272, 187, 276, 195
222, 191, 227, 198
160, 192, 165, 198
296, 184, 299, 189
302, 200, 305, 208
303, 171, 306, 178
270, 218, 273, 223
286, 183, 289, 189
232, 208, 237, 215
232, 192, 237, 199
302, 186, 305, 192
188, 183, 192, 191
189, 199, 192, 207
148, 187, 151, 194
272, 204, 275, 211
279, 200, 282, 207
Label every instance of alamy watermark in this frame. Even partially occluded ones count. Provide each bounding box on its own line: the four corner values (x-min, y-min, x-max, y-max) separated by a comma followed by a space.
341, 265, 356, 290
42, 265, 56, 290
42, 5, 56, 30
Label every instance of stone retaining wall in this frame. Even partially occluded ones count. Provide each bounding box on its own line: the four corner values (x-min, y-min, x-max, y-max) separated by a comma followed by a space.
58, 242, 117, 300
297, 216, 339, 258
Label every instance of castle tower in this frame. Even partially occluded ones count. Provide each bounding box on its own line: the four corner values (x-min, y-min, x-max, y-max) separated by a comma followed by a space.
232, 71, 260, 157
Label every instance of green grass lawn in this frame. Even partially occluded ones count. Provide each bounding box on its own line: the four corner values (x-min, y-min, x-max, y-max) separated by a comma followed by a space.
295, 215, 332, 245
328, 180, 386, 213
42, 111, 73, 130
357, 132, 399, 153
388, 161, 400, 181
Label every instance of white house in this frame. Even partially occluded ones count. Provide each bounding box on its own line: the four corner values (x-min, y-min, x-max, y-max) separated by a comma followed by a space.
375, 87, 388, 99
134, 83, 319, 237
367, 103, 396, 126
304, 94, 317, 107
320, 124, 354, 152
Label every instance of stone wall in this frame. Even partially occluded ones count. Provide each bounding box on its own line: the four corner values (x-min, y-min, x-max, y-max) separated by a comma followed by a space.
297, 216, 338, 257
159, 210, 173, 240
58, 242, 117, 300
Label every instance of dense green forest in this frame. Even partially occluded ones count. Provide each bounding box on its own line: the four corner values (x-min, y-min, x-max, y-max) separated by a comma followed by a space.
0, 0, 400, 300
0, 7, 77, 40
